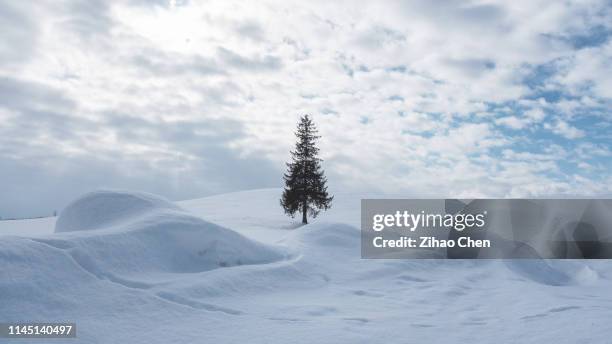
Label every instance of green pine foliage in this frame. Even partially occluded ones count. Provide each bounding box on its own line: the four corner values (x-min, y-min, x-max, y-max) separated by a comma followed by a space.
280, 115, 333, 224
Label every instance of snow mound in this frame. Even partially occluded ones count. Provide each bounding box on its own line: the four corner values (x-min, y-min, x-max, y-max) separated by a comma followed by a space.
504, 260, 571, 286
55, 190, 180, 233
44, 190, 286, 278
295, 222, 360, 249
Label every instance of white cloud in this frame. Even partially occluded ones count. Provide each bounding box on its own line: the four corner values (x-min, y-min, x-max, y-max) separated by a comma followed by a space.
0, 0, 611, 216
545, 120, 586, 139
524, 108, 546, 121
495, 116, 530, 129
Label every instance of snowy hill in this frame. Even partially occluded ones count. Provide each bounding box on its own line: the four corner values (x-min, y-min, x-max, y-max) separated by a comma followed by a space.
1, 189, 611, 343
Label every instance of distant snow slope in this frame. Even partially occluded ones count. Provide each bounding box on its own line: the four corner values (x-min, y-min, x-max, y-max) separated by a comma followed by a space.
0, 216, 55, 236
1, 189, 612, 343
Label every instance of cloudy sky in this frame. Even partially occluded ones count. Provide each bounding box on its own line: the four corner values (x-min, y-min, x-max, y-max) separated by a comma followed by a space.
1, 0, 611, 217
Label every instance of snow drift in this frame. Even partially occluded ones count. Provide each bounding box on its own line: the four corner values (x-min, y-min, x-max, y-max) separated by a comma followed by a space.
55, 190, 180, 233
11, 190, 286, 285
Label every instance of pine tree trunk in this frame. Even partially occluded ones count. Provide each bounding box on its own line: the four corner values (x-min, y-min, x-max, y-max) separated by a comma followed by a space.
302, 202, 308, 224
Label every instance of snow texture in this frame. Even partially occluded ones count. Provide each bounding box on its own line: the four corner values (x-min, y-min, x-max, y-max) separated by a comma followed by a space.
1, 189, 611, 343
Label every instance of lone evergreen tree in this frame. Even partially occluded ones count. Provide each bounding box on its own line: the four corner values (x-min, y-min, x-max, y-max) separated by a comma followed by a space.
281, 115, 333, 224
